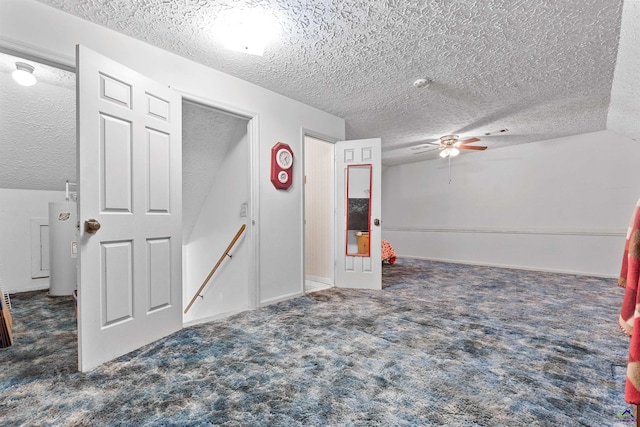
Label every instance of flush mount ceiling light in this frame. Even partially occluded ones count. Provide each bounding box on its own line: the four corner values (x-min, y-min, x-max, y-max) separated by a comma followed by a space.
12, 62, 37, 86
216, 9, 280, 56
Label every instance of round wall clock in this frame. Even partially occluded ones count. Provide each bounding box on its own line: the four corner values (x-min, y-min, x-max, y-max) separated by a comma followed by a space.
276, 148, 293, 170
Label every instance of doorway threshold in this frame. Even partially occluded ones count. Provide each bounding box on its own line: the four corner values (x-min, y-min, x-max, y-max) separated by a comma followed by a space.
304, 280, 334, 294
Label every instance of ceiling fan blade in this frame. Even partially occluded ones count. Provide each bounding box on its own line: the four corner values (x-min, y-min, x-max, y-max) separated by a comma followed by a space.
459, 145, 487, 151
458, 137, 480, 145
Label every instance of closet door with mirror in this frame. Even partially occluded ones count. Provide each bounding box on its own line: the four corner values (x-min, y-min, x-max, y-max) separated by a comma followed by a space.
335, 138, 381, 290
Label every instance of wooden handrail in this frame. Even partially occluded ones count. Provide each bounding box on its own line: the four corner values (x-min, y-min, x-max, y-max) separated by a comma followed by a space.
184, 224, 246, 314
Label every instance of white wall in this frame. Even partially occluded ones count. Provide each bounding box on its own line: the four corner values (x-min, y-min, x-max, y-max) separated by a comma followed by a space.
183, 129, 249, 324
382, 130, 640, 277
0, 0, 345, 307
0, 188, 66, 292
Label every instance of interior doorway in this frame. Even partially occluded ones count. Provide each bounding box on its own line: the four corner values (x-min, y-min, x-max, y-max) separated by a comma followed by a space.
181, 99, 253, 324
303, 135, 335, 293
0, 51, 76, 299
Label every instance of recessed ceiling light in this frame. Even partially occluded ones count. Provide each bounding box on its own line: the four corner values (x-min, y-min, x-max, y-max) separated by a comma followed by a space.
12, 62, 37, 86
413, 78, 432, 89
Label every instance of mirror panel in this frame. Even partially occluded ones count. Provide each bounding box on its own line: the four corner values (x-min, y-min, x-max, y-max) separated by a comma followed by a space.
346, 164, 372, 256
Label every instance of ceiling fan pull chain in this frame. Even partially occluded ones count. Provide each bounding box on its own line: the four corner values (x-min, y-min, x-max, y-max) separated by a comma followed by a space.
448, 155, 452, 184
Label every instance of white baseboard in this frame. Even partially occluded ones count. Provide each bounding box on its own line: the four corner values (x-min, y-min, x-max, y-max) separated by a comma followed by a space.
260, 290, 303, 307
305, 274, 333, 286
183, 306, 249, 328
4, 284, 50, 294
397, 255, 618, 279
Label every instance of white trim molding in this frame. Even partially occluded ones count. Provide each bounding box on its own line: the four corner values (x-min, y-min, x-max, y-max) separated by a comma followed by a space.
260, 290, 303, 307
0, 35, 75, 71
397, 255, 619, 279
383, 226, 626, 237
182, 306, 249, 328
305, 274, 333, 286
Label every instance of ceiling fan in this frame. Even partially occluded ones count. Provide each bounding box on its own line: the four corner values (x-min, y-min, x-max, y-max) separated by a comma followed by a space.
412, 135, 488, 158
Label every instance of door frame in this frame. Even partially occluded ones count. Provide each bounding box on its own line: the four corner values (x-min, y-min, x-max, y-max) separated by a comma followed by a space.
177, 89, 261, 310
300, 129, 339, 293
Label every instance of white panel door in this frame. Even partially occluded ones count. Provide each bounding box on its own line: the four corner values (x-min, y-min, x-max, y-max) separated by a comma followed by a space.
335, 138, 381, 290
76, 45, 182, 372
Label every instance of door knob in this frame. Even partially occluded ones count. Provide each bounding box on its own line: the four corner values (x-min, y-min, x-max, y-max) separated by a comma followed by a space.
84, 219, 101, 234
374, 218, 380, 226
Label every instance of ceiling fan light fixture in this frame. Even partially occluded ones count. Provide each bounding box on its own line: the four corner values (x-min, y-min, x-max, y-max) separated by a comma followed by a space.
440, 134, 457, 144
12, 62, 37, 86
439, 147, 460, 158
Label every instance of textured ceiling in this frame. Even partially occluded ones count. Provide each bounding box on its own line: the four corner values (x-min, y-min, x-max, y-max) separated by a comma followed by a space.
33, 0, 625, 165
0, 52, 75, 191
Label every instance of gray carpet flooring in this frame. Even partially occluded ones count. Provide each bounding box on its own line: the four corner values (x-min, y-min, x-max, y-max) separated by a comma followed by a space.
0, 259, 632, 426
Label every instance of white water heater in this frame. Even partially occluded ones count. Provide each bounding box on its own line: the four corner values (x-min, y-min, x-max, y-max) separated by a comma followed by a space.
48, 201, 77, 296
